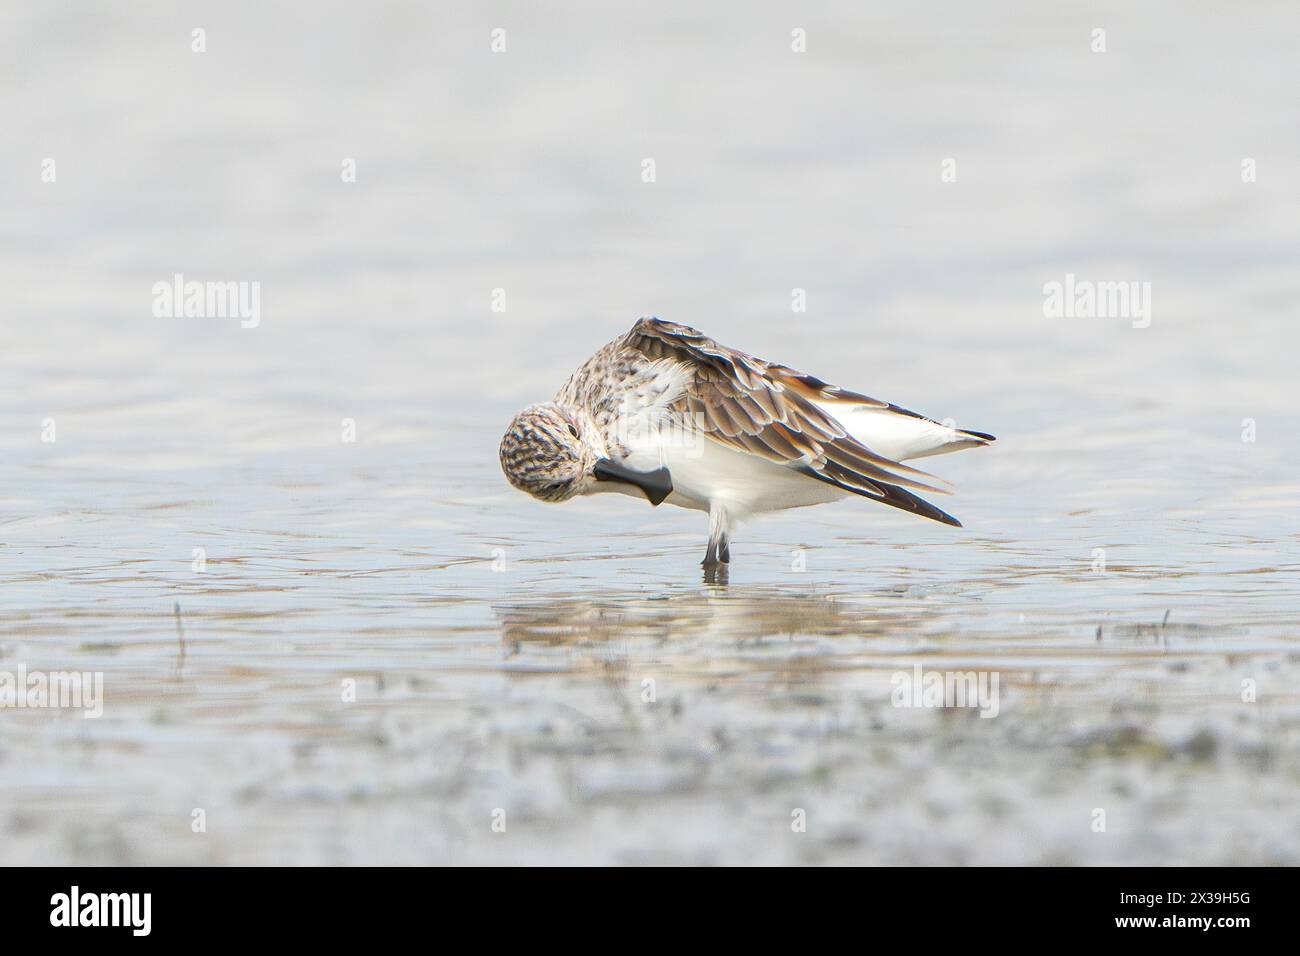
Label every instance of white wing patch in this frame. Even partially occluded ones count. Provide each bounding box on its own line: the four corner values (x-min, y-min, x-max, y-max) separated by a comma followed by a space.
816, 403, 988, 462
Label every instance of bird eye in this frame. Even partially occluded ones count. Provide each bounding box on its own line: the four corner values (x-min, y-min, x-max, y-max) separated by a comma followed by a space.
567, 424, 579, 438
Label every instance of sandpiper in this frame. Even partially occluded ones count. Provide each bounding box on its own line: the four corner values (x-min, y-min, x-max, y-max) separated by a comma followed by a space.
500, 317, 995, 569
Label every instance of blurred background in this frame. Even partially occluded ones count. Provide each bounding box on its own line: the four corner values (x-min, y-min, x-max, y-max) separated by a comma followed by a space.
1, 0, 1298, 864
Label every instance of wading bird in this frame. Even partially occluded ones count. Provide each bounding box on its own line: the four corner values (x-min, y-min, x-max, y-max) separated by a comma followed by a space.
500, 317, 994, 572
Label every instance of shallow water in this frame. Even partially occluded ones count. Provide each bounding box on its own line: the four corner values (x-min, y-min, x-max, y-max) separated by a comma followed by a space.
2, 1, 1299, 864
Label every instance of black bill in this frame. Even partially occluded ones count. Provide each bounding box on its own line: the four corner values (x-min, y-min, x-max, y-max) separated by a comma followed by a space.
592, 459, 673, 506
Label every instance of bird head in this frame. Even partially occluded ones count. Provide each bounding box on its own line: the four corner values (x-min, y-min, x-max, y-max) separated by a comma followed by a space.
499, 403, 672, 506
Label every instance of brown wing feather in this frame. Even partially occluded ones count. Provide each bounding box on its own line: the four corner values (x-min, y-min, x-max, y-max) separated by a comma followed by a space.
801, 462, 962, 527
622, 318, 955, 503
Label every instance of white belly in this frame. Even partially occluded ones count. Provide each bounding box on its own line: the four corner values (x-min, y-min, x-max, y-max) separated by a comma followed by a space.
621, 432, 845, 517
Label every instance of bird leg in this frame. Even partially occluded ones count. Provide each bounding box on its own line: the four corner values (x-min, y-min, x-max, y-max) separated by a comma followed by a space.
702, 502, 731, 567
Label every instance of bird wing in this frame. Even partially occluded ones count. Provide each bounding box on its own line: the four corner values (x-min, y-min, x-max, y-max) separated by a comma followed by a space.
622, 317, 963, 526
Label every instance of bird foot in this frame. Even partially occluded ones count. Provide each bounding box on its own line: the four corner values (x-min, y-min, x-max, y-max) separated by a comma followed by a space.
701, 559, 729, 586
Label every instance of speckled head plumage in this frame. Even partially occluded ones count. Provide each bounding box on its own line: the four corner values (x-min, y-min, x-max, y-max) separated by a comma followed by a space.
499, 403, 594, 503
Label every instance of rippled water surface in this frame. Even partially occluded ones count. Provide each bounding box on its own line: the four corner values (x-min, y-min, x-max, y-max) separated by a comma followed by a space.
3, 1, 1299, 864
